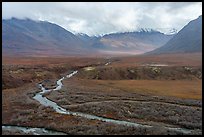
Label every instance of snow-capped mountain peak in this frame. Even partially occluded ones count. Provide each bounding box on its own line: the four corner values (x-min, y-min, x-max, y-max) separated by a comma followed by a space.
135, 28, 178, 35
136, 28, 159, 33
155, 28, 178, 35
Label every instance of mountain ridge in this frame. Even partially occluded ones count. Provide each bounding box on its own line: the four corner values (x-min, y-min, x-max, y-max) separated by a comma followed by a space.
146, 15, 202, 55
3, 17, 195, 56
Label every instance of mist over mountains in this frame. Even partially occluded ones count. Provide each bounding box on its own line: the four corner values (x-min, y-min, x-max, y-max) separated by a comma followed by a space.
91, 30, 174, 54
147, 15, 202, 55
2, 16, 202, 56
2, 18, 91, 56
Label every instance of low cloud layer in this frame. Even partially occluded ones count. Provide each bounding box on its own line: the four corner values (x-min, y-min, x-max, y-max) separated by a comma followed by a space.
2, 2, 202, 36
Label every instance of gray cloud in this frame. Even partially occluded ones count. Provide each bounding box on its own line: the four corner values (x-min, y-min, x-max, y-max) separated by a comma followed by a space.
2, 2, 202, 36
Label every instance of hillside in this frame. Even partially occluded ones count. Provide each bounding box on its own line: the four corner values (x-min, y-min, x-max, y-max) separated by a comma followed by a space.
2, 18, 90, 56
146, 16, 202, 54
3, 18, 174, 56
91, 30, 174, 54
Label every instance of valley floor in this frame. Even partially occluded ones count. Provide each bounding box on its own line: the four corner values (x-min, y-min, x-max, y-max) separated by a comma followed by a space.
2, 53, 202, 135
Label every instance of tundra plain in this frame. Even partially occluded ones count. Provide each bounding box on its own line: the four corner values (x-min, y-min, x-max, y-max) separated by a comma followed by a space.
2, 53, 202, 135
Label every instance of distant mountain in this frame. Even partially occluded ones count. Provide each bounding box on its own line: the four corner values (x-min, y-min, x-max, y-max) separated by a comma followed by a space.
146, 15, 202, 54
2, 18, 175, 56
151, 28, 178, 35
136, 28, 177, 35
76, 33, 91, 42
91, 30, 174, 54
163, 28, 178, 35
2, 18, 90, 56
76, 33, 99, 47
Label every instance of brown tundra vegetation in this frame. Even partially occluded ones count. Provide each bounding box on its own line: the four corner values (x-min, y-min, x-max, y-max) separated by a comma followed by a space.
2, 53, 202, 135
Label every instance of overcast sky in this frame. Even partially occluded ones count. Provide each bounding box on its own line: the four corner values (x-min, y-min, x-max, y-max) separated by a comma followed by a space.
2, 2, 202, 36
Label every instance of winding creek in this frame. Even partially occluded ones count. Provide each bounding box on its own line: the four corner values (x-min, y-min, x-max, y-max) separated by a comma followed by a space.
2, 125, 67, 135
2, 62, 196, 135
33, 70, 152, 128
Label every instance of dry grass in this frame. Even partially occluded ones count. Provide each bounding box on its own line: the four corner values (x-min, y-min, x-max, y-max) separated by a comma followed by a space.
2, 55, 202, 135
111, 52, 202, 67
2, 56, 107, 89
80, 79, 202, 99
2, 56, 105, 66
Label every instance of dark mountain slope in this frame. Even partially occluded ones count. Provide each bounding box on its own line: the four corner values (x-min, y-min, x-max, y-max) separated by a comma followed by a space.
146, 15, 202, 54
2, 18, 89, 56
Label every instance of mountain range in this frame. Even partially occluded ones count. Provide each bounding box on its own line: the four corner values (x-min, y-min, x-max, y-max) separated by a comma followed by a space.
92, 30, 174, 54
2, 16, 202, 56
2, 18, 91, 56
